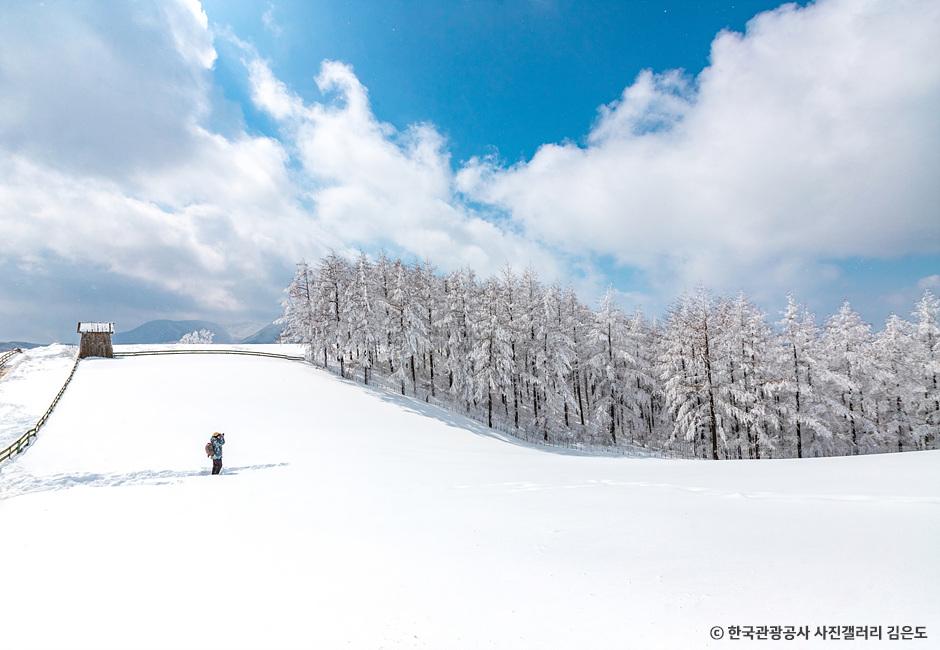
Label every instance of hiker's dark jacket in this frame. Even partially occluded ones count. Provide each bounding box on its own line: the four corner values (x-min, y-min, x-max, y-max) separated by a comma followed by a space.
210, 436, 225, 460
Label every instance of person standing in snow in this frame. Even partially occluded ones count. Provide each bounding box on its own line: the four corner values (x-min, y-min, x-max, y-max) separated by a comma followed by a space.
207, 432, 225, 475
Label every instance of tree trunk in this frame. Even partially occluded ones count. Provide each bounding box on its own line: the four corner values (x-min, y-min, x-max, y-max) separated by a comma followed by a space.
610, 387, 616, 444
533, 382, 539, 422
487, 391, 493, 428
849, 397, 858, 455
576, 373, 585, 426
703, 326, 719, 460
897, 393, 904, 452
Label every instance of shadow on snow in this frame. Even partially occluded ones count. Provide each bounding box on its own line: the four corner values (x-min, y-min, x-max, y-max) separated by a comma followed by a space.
0, 463, 289, 501
315, 365, 660, 459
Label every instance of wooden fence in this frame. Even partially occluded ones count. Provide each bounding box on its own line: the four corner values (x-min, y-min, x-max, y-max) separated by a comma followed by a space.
0, 354, 81, 465
0, 348, 22, 369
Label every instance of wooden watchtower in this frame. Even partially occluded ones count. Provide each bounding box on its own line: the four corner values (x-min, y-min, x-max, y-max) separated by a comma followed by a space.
77, 322, 114, 359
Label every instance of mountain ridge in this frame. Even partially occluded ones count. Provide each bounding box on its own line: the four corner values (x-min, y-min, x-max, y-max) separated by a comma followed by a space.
112, 319, 282, 344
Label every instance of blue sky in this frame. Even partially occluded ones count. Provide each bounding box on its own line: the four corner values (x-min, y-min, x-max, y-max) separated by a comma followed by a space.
205, 1, 792, 162
0, 0, 938, 341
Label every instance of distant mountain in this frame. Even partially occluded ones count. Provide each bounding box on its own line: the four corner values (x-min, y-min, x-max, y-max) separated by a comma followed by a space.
113, 320, 233, 344
240, 322, 284, 344
225, 321, 272, 341
0, 341, 43, 351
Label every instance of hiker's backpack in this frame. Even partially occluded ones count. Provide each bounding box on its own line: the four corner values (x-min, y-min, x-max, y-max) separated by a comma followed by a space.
205, 441, 214, 457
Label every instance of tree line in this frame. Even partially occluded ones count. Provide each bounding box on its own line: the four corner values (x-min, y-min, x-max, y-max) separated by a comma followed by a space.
279, 253, 940, 459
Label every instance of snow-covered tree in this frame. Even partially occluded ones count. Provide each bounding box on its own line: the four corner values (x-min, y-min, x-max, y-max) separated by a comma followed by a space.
626, 310, 661, 446
278, 261, 317, 358
385, 262, 427, 395
471, 278, 514, 428
498, 266, 523, 428
873, 314, 918, 452
345, 252, 379, 384
439, 269, 476, 410
588, 288, 626, 444
535, 286, 575, 441
773, 295, 831, 458
178, 329, 214, 344
716, 294, 777, 458
313, 253, 350, 375
413, 261, 442, 398
516, 269, 544, 434
281, 254, 934, 459
658, 289, 724, 459
819, 302, 878, 455
912, 290, 940, 449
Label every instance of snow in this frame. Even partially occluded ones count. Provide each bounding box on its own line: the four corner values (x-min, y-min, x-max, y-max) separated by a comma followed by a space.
113, 343, 305, 355
0, 350, 938, 649
0, 344, 76, 449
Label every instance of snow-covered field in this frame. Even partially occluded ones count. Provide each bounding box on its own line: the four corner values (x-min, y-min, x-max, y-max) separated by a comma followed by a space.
0, 349, 937, 649
0, 344, 76, 449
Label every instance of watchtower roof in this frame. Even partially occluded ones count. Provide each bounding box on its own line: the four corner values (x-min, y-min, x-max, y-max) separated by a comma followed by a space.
77, 322, 114, 334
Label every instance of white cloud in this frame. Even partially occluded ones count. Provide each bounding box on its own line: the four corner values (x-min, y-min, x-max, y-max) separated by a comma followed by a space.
458, 0, 940, 299
163, 0, 217, 69
262, 3, 283, 38
919, 275, 940, 291
0, 0, 335, 327
0, 2, 217, 177
0, 137, 328, 311
247, 59, 303, 120
246, 57, 563, 279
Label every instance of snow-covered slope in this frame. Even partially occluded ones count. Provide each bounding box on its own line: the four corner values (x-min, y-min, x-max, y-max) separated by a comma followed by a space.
0, 344, 76, 448
240, 321, 284, 343
0, 352, 937, 650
